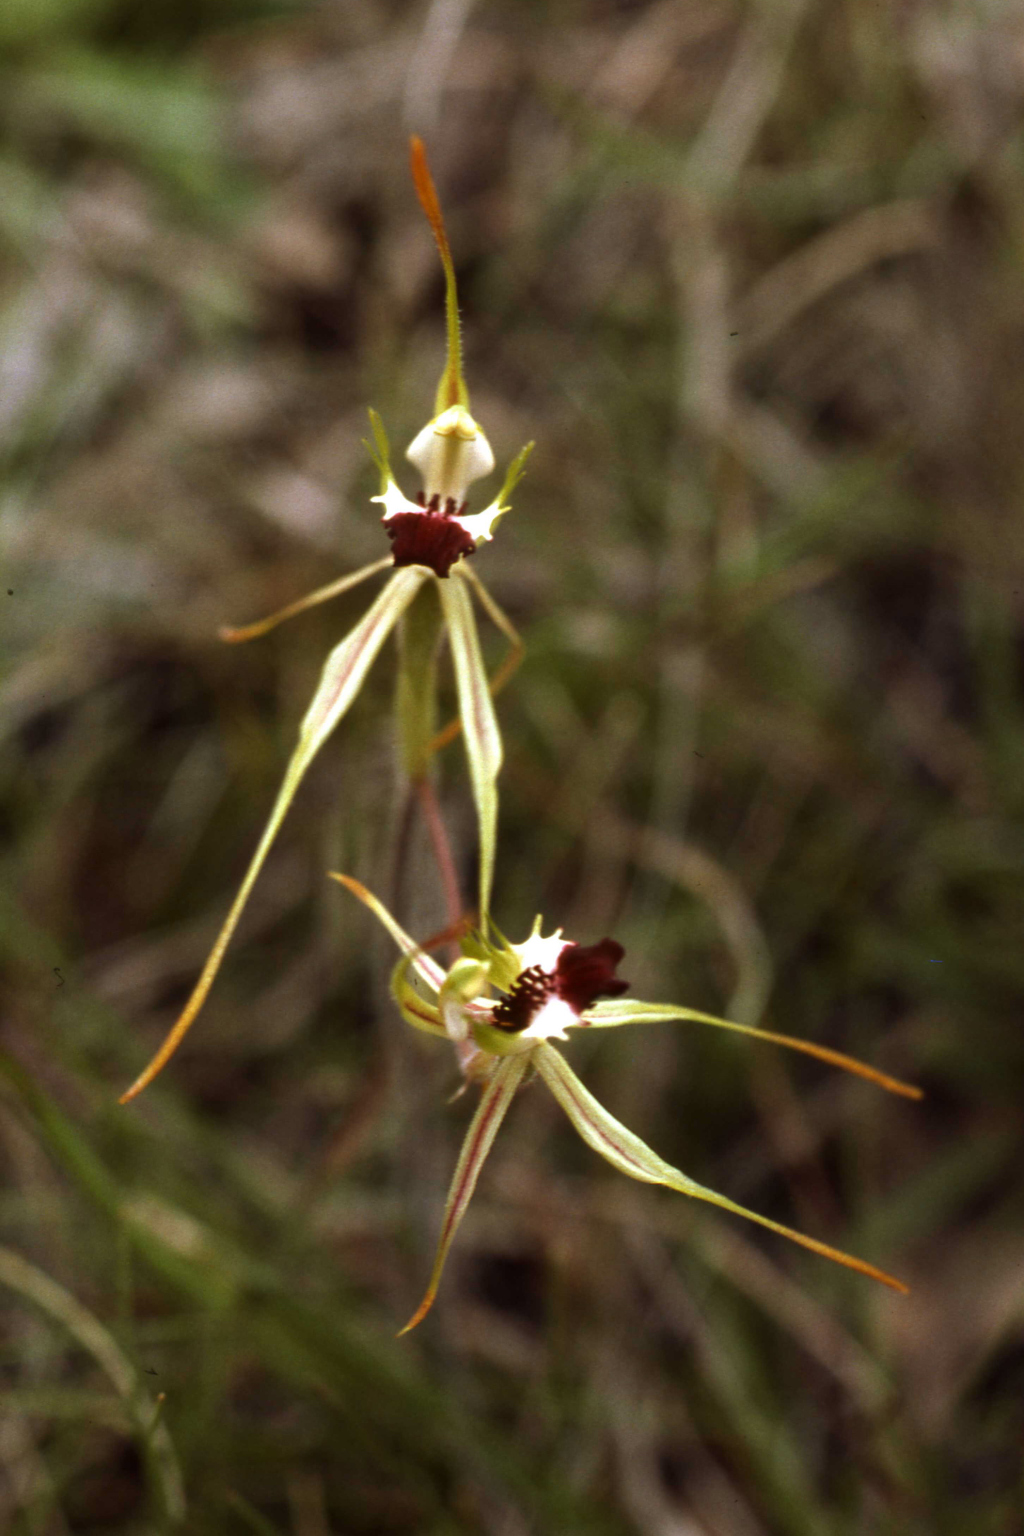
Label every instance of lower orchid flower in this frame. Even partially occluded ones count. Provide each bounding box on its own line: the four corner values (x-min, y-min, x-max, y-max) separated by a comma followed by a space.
120, 139, 530, 1104
332, 874, 922, 1334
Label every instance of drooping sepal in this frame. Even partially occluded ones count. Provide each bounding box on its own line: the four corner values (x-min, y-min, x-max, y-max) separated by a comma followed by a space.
395, 579, 444, 780
119, 571, 426, 1104
219, 557, 393, 645
399, 1053, 528, 1334
533, 1043, 909, 1294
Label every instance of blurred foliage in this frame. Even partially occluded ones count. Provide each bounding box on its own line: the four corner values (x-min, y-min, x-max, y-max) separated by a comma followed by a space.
3, 0, 1024, 1531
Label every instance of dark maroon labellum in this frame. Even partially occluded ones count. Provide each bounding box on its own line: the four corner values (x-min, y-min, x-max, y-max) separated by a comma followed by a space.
491, 940, 629, 1033
554, 939, 629, 1015
384, 495, 475, 578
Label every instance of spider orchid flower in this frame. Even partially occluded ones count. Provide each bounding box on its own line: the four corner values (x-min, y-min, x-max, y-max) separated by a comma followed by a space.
120, 139, 530, 1105
332, 874, 922, 1335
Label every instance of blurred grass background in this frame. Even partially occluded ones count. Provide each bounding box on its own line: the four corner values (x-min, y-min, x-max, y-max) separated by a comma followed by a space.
2, 0, 1024, 1530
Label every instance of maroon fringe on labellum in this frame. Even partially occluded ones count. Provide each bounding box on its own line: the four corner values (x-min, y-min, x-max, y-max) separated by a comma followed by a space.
554, 939, 629, 1015
384, 495, 476, 577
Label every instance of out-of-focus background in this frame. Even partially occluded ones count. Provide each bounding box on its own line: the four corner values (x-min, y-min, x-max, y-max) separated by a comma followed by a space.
2, 0, 1024, 1530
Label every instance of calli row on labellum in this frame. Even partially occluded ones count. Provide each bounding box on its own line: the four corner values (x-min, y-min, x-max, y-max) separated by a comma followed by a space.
331, 874, 923, 1335
119, 138, 531, 1105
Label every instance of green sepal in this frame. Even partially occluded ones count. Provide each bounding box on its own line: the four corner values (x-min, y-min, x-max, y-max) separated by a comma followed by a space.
584, 999, 921, 1100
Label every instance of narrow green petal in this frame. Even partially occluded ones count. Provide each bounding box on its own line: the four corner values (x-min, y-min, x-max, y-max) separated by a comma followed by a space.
428, 566, 524, 757
328, 873, 446, 994
364, 409, 393, 494
218, 557, 392, 644
584, 999, 922, 1101
399, 1055, 528, 1334
439, 571, 502, 928
120, 571, 424, 1104
534, 1044, 909, 1294
492, 440, 534, 516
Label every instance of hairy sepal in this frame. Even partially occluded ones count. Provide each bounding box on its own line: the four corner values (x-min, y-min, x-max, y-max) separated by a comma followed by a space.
533, 1044, 909, 1294
399, 1054, 528, 1334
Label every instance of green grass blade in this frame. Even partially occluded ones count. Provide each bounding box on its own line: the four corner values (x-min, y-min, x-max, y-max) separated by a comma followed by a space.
0, 1244, 186, 1524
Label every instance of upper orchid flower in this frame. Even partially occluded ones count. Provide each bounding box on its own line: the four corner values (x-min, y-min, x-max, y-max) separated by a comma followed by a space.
120, 139, 530, 1105
371, 138, 522, 580
332, 875, 922, 1334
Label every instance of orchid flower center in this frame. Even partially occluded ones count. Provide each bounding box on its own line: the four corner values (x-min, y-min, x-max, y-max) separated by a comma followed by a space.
491, 939, 629, 1038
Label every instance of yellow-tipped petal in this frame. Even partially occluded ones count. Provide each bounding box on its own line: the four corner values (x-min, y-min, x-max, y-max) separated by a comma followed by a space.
409, 135, 467, 415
